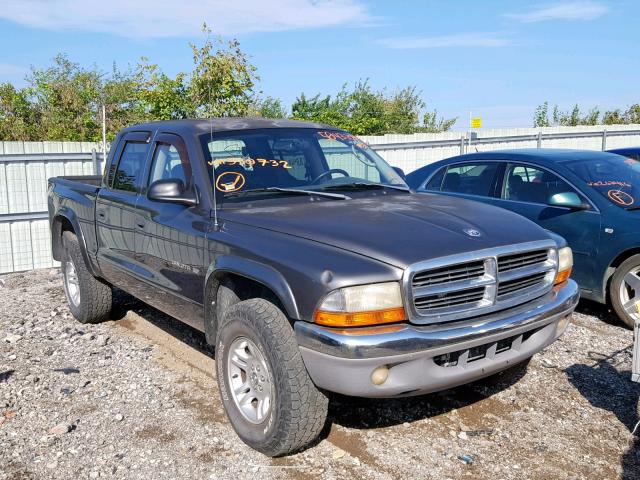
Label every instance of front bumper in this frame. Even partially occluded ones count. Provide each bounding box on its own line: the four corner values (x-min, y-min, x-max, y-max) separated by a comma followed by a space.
295, 279, 579, 397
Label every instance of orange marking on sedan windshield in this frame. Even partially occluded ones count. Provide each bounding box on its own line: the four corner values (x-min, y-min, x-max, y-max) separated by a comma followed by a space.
607, 189, 634, 206
588, 180, 632, 188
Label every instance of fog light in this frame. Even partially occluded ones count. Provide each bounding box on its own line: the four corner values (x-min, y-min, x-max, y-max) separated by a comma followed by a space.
556, 314, 572, 334
371, 365, 389, 385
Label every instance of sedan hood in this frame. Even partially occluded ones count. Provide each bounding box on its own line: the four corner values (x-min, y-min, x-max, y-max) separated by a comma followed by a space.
221, 193, 553, 269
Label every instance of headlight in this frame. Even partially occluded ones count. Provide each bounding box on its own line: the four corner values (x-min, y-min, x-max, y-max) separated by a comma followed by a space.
555, 246, 573, 285
314, 282, 406, 327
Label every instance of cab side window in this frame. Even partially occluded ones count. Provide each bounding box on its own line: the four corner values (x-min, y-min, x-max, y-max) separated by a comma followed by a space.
149, 144, 188, 186
503, 164, 579, 204
112, 142, 149, 192
441, 163, 499, 197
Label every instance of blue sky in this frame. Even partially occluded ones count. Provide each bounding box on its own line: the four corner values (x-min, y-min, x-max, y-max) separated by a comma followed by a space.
0, 0, 638, 130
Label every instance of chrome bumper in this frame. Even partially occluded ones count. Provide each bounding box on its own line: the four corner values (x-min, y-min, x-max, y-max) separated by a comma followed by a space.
295, 280, 579, 397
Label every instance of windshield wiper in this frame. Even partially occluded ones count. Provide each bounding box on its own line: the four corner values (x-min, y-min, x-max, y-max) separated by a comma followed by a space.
225, 187, 350, 200
317, 182, 411, 193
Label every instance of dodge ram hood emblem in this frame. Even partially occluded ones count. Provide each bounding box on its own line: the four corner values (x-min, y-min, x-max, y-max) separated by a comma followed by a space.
463, 228, 482, 237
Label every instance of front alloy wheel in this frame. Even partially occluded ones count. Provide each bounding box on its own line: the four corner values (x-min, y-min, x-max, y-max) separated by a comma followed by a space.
227, 336, 273, 424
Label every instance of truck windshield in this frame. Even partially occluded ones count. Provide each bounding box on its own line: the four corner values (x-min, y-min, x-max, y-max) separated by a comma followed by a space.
563, 155, 640, 209
200, 128, 407, 199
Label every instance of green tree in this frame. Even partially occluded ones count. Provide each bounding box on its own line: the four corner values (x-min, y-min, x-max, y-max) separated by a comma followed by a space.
0, 83, 39, 140
136, 59, 192, 121
291, 81, 455, 135
249, 96, 288, 118
533, 101, 550, 127
189, 24, 258, 117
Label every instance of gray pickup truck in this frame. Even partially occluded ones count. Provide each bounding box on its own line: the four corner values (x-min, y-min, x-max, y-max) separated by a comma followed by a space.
48, 118, 579, 456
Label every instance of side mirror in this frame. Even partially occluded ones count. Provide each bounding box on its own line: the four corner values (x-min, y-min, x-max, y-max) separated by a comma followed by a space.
548, 192, 589, 210
392, 166, 407, 181
148, 179, 197, 206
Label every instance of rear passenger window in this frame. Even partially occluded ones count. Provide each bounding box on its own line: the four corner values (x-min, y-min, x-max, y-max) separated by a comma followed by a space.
112, 142, 149, 192
441, 163, 499, 197
503, 164, 578, 204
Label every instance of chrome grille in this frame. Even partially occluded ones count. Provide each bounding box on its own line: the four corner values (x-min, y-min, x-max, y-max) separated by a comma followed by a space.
497, 271, 547, 299
412, 261, 485, 288
414, 286, 486, 310
498, 250, 549, 273
404, 241, 558, 324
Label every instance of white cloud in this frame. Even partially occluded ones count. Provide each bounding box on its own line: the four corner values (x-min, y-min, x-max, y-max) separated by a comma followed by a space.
0, 0, 370, 38
505, 1, 608, 23
379, 33, 510, 49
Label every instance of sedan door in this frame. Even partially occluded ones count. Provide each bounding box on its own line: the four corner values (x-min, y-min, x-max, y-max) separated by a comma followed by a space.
489, 163, 602, 293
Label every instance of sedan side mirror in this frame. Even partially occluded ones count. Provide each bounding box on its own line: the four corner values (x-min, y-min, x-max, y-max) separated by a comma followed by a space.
148, 179, 197, 206
548, 192, 590, 210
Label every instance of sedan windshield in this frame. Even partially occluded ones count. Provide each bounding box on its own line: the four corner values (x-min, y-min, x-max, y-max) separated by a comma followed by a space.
200, 128, 407, 200
563, 154, 640, 209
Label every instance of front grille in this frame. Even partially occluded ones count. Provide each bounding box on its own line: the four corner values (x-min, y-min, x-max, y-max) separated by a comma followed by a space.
406, 242, 557, 324
497, 271, 547, 298
412, 261, 485, 288
414, 286, 485, 310
498, 250, 549, 273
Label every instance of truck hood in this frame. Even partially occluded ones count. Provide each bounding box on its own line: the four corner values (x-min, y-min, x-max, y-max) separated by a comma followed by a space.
221, 193, 553, 269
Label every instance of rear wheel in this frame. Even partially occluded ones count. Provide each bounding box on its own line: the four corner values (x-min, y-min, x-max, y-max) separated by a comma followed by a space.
62, 231, 113, 323
216, 298, 328, 456
611, 255, 640, 328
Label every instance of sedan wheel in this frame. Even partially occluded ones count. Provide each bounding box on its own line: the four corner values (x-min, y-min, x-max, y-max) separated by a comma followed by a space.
611, 254, 640, 328
619, 267, 640, 323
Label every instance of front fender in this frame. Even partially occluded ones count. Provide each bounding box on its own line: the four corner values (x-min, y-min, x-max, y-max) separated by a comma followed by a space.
202, 255, 301, 344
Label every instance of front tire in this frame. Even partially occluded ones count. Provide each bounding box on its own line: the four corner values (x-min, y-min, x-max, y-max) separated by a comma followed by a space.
611, 254, 640, 328
216, 299, 328, 456
62, 231, 113, 323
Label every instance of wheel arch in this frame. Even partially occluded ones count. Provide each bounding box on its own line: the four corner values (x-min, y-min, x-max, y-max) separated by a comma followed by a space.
603, 247, 640, 302
51, 211, 96, 275
203, 256, 301, 345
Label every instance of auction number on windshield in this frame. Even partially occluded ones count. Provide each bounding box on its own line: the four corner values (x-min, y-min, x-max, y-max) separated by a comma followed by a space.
208, 158, 292, 169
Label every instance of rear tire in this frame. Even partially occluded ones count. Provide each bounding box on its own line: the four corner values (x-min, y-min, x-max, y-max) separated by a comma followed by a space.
216, 298, 328, 456
610, 254, 640, 329
62, 231, 113, 323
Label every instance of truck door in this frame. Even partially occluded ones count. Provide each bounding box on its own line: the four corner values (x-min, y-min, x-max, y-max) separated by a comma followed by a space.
96, 131, 151, 287
134, 133, 207, 330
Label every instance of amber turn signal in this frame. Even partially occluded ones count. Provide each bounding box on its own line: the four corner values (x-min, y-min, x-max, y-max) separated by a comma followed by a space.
554, 267, 572, 285
314, 307, 406, 327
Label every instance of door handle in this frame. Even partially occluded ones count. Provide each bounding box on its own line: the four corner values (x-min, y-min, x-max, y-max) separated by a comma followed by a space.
136, 220, 146, 229
97, 209, 106, 219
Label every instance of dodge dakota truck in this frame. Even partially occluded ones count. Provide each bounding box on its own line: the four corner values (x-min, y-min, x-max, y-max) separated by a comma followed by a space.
48, 118, 579, 456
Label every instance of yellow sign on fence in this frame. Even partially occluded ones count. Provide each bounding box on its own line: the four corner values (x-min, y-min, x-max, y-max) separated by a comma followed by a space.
471, 117, 482, 129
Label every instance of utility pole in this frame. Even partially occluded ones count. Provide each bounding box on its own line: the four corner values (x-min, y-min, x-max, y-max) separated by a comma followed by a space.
101, 105, 107, 172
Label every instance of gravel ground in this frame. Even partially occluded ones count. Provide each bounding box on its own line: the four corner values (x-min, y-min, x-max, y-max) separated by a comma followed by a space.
1, 268, 639, 480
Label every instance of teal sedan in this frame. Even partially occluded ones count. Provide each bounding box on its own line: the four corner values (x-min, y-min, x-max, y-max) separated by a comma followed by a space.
407, 149, 640, 327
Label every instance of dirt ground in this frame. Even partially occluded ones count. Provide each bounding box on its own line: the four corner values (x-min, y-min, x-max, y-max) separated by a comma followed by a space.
1, 268, 639, 479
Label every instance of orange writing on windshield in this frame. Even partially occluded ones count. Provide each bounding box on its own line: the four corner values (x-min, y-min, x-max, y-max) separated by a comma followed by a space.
215, 171, 246, 193
607, 189, 634, 206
